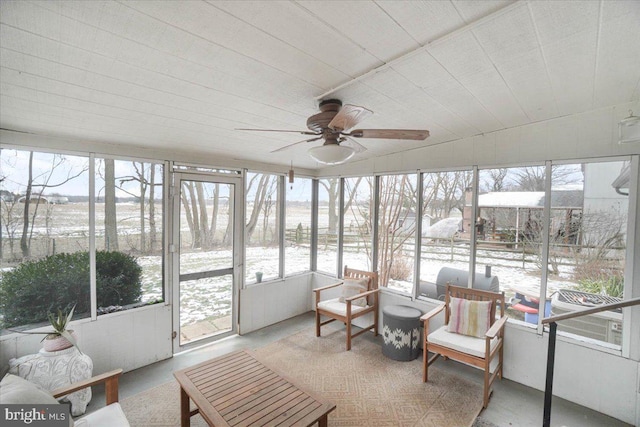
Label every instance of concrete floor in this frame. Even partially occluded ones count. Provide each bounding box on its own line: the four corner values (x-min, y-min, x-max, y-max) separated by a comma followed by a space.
89, 312, 631, 427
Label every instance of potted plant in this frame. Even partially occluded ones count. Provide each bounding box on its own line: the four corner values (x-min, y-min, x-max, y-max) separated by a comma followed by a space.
13, 305, 82, 353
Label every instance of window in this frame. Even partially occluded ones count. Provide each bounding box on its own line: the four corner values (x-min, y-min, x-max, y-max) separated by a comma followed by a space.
343, 177, 373, 272
419, 170, 473, 300
549, 160, 628, 346
96, 158, 164, 310
317, 178, 339, 275
378, 174, 417, 293
477, 166, 547, 321
285, 177, 312, 276
0, 149, 90, 329
245, 172, 280, 283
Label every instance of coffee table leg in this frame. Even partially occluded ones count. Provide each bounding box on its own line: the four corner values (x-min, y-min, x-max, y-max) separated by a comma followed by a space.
318, 414, 328, 427
180, 386, 191, 427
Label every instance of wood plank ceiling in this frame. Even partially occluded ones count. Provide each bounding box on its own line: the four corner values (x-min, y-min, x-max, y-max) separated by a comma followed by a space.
1, 1, 639, 169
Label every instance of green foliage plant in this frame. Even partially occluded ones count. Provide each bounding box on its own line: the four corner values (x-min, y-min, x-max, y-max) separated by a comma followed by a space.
572, 259, 624, 298
575, 276, 624, 298
10, 305, 82, 353
0, 251, 143, 329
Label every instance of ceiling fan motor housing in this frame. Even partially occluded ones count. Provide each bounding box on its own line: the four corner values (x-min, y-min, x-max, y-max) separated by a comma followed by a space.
306, 99, 343, 133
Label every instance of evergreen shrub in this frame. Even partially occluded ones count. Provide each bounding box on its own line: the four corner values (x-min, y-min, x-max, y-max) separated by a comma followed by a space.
0, 251, 142, 328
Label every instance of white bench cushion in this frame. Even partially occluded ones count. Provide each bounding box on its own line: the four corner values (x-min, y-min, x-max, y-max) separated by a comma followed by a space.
317, 298, 369, 316
428, 325, 499, 358
75, 403, 129, 427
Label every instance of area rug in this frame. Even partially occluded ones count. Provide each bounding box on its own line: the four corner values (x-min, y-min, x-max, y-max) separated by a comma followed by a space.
120, 325, 483, 426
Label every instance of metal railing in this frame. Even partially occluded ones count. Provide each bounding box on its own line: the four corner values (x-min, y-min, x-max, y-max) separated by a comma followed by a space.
540, 296, 640, 427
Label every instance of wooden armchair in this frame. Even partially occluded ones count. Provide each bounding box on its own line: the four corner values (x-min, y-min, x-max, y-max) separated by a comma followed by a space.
313, 266, 379, 350
422, 284, 507, 408
1, 369, 129, 426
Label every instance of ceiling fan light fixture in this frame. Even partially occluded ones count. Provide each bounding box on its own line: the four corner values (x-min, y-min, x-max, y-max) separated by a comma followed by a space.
618, 110, 640, 144
308, 144, 355, 165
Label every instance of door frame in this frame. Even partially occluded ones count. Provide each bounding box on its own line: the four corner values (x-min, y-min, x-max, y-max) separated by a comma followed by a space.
170, 171, 244, 353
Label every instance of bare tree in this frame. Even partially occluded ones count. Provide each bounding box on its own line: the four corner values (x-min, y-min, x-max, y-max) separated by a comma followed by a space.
377, 175, 417, 286
319, 178, 339, 233
482, 168, 509, 192
115, 162, 162, 252
148, 165, 157, 251
246, 173, 278, 244
18, 153, 88, 258
104, 159, 119, 250
515, 167, 546, 191
423, 171, 472, 220
209, 183, 219, 244
180, 181, 206, 249
1, 196, 20, 258
343, 177, 373, 263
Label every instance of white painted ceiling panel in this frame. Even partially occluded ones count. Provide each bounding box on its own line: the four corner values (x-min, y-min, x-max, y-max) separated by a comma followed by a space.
209, 1, 383, 79
124, 1, 347, 89
490, 49, 558, 122
472, 3, 537, 64
392, 51, 499, 135
376, 0, 465, 45
1, 0, 638, 169
427, 31, 529, 127
593, 1, 640, 106
529, 1, 600, 47
543, 30, 598, 115
297, 0, 420, 62
472, 4, 557, 122
452, 0, 515, 23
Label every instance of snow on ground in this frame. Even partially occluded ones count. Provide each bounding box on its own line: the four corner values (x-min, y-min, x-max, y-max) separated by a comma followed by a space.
137, 244, 578, 326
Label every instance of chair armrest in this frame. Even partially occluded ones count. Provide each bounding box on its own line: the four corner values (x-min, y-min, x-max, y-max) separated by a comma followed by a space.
344, 288, 379, 301
485, 316, 508, 339
420, 304, 444, 322
52, 369, 123, 405
312, 281, 343, 294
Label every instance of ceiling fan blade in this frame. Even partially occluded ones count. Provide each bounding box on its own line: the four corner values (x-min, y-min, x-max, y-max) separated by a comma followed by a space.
236, 128, 320, 136
270, 136, 324, 153
328, 104, 373, 131
348, 129, 430, 140
341, 137, 367, 153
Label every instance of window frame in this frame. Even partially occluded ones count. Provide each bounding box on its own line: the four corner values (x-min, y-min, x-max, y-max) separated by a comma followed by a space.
0, 145, 167, 331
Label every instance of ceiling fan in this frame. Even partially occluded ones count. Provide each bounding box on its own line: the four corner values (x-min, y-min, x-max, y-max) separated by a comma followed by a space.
237, 99, 429, 165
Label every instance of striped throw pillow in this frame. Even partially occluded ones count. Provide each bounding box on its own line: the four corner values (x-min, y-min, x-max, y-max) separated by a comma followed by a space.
447, 297, 492, 338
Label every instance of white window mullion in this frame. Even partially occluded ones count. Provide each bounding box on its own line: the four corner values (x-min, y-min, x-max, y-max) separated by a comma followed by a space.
538, 160, 553, 334
622, 155, 639, 359
89, 153, 97, 320
468, 167, 479, 288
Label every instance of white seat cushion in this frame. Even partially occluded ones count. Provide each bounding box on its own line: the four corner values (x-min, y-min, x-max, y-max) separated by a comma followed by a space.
428, 325, 499, 359
0, 373, 60, 405
317, 298, 369, 316
75, 403, 130, 427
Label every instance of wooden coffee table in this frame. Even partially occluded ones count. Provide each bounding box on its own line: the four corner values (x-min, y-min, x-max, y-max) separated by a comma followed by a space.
174, 349, 336, 426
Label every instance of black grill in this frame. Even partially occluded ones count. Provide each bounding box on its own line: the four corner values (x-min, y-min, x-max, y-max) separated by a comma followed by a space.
556, 289, 622, 313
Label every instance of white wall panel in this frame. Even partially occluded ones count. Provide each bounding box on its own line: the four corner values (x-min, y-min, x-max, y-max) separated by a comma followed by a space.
494, 126, 521, 164
517, 121, 548, 163
0, 304, 173, 375
239, 275, 313, 334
